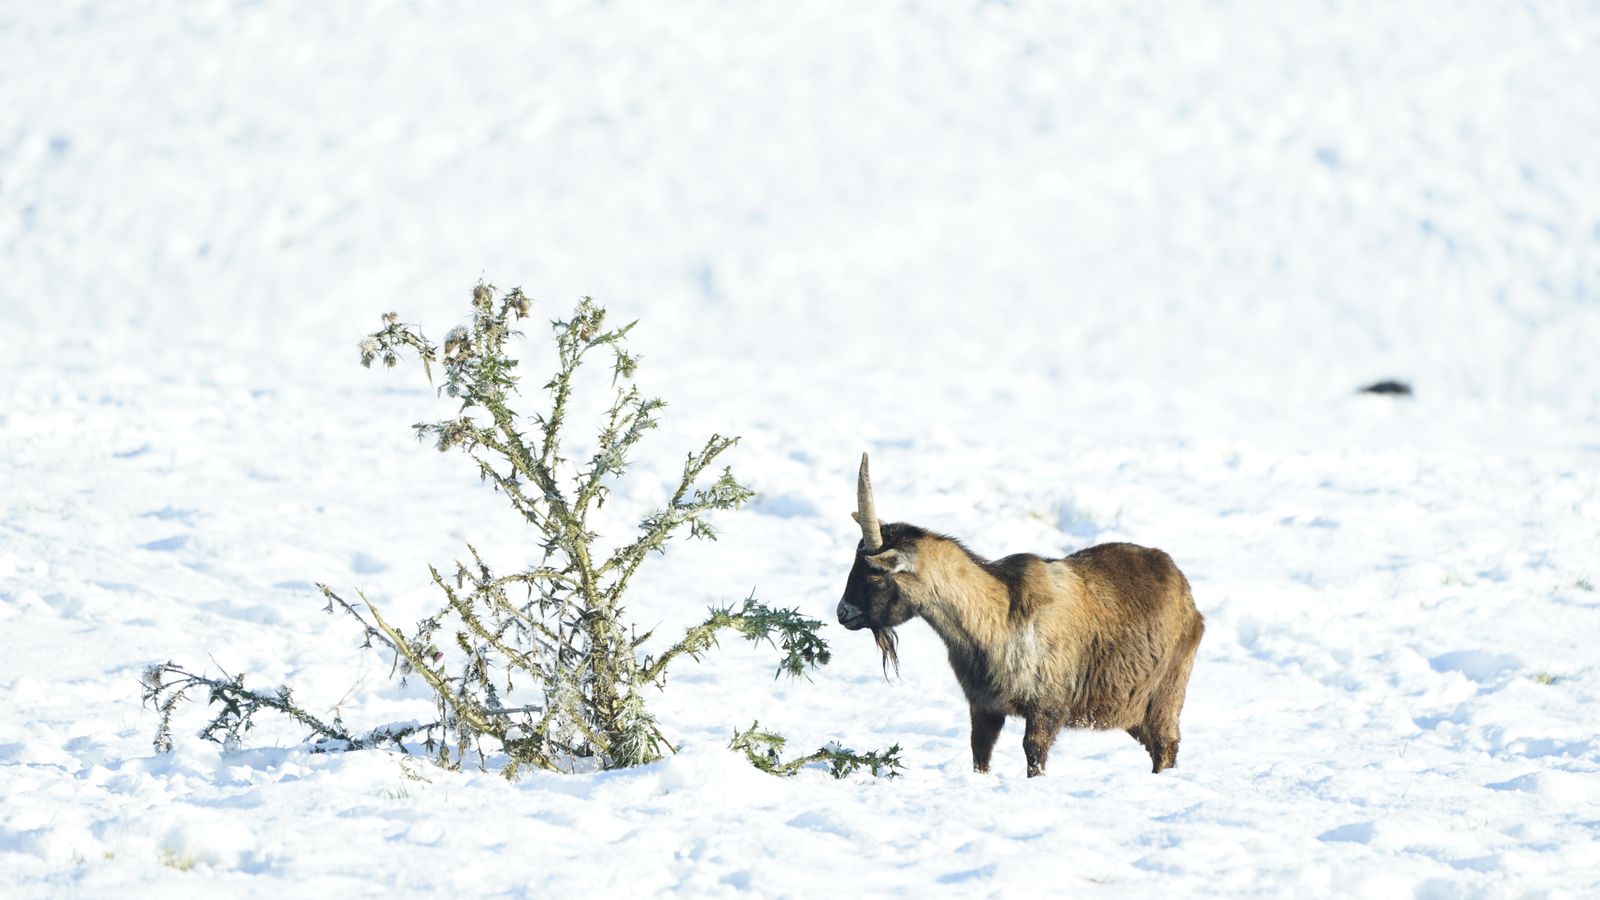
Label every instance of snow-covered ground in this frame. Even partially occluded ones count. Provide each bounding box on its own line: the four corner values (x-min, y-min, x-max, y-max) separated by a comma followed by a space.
4, 1, 1599, 896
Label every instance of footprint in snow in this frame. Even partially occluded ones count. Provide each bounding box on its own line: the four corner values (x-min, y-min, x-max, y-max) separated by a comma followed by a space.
140, 535, 189, 552
1428, 651, 1520, 684
1318, 822, 1374, 844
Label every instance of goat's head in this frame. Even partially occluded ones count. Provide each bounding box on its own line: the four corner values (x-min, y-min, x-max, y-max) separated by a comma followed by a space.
837, 453, 917, 675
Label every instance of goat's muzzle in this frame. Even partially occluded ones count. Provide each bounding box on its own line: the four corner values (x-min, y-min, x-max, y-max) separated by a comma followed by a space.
836, 600, 868, 631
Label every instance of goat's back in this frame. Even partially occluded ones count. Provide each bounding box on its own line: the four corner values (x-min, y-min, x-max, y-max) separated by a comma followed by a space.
1064, 542, 1197, 621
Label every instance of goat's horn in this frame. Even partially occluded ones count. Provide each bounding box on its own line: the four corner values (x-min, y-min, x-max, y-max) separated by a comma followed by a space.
856, 452, 884, 551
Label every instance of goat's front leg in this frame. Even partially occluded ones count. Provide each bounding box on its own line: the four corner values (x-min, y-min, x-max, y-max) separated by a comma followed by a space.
970, 707, 1005, 773
1022, 709, 1065, 777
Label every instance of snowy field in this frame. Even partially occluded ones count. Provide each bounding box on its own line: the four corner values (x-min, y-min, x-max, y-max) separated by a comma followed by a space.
4, 1, 1600, 896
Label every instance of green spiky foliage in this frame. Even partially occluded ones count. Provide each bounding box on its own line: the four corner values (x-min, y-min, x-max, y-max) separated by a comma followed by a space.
729, 721, 904, 779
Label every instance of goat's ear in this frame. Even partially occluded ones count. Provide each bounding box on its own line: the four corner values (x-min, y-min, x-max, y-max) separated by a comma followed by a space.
864, 548, 911, 573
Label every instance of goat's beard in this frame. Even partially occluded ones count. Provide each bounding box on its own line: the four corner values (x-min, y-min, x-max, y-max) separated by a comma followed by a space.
872, 626, 900, 678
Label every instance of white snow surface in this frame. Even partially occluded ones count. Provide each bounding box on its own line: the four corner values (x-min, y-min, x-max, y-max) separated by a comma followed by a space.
4, 1, 1600, 896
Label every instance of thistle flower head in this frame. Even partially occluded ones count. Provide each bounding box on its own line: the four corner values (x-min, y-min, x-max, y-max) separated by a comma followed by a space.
358, 336, 380, 367
443, 326, 470, 361
472, 283, 493, 312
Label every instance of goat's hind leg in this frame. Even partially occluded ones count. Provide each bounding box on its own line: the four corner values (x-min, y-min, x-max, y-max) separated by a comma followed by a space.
1141, 616, 1204, 773
1126, 721, 1172, 773
1022, 708, 1066, 778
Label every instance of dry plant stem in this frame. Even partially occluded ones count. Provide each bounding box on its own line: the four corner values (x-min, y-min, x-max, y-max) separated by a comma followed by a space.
359, 595, 495, 737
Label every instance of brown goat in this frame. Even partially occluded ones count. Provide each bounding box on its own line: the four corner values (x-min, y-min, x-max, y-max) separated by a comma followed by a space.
836, 454, 1204, 777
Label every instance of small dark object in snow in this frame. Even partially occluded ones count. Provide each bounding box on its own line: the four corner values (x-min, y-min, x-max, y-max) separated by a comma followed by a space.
1359, 380, 1413, 396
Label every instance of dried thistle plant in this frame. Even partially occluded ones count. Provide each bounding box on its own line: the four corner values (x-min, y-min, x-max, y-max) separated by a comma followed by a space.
147, 284, 894, 779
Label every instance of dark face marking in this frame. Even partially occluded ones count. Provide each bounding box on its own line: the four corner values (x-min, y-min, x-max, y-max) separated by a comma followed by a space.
837, 532, 918, 676
836, 544, 914, 630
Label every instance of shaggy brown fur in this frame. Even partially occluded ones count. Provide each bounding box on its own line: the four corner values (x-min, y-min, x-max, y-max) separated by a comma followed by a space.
838, 496, 1204, 778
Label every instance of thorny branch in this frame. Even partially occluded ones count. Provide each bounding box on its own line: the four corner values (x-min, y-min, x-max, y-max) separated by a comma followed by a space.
729, 721, 904, 779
